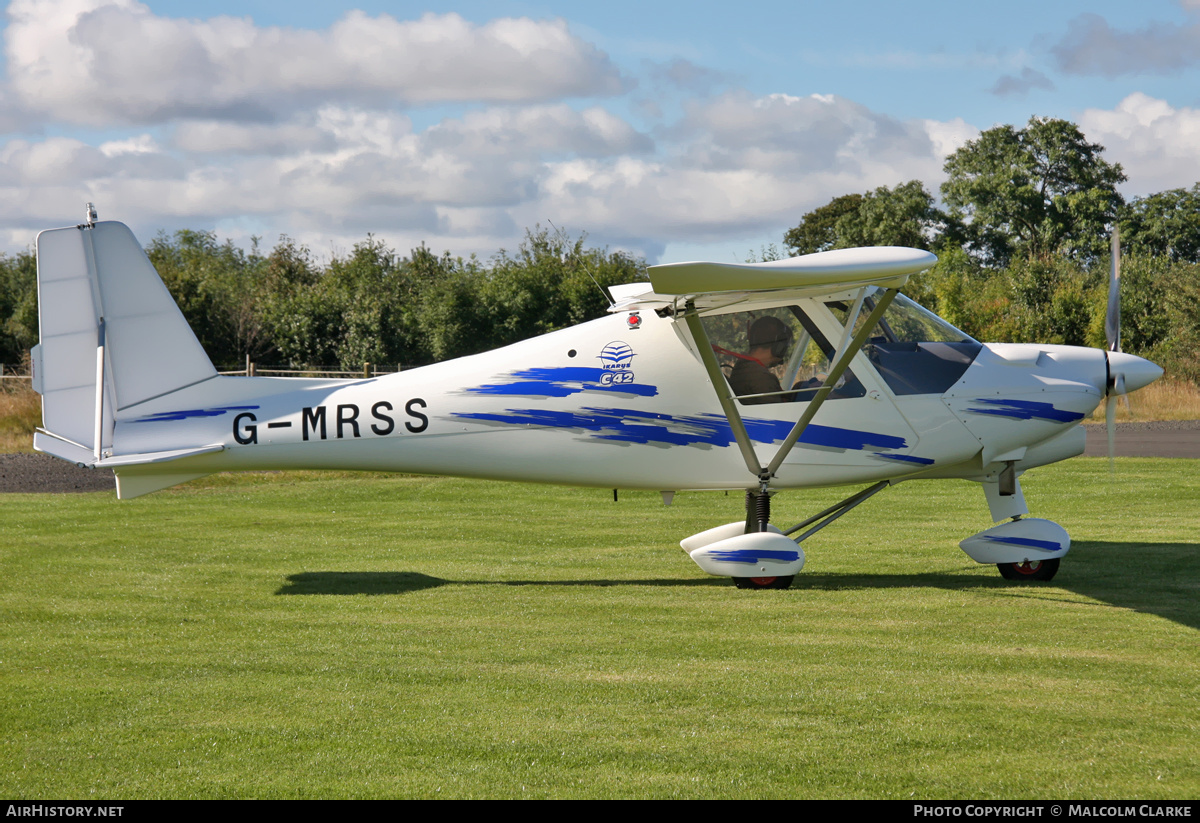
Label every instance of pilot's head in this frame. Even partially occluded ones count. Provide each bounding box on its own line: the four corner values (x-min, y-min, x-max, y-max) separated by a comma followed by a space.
748, 316, 793, 365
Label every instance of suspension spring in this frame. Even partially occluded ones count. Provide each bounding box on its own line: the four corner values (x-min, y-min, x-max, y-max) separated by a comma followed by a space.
756, 491, 771, 532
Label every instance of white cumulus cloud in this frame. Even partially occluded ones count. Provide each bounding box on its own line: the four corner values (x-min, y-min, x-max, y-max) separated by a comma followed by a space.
4, 0, 626, 125
1079, 93, 1200, 194
0, 83, 982, 262
0, 2, 1024, 263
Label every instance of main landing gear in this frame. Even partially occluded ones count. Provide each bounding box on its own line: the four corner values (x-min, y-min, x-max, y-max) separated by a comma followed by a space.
730, 489, 796, 590
680, 489, 807, 591
682, 483, 892, 591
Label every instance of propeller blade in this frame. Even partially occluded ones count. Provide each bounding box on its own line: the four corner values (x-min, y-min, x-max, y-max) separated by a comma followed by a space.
1104, 360, 1127, 472
1105, 226, 1121, 352
1106, 393, 1117, 472
1104, 227, 1125, 472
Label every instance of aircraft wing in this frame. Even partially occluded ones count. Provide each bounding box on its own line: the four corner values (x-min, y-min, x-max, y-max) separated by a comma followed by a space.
613, 246, 938, 312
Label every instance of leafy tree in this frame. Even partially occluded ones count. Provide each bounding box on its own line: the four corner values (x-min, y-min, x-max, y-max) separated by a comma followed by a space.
478, 225, 646, 351
412, 246, 487, 364
832, 181, 951, 251
257, 238, 339, 368
784, 193, 863, 255
324, 236, 418, 369
0, 249, 37, 368
265, 236, 430, 371
1106, 254, 1171, 355
1156, 262, 1200, 383
745, 243, 784, 263
942, 117, 1126, 266
784, 183, 953, 258
147, 230, 269, 369
1120, 184, 1200, 263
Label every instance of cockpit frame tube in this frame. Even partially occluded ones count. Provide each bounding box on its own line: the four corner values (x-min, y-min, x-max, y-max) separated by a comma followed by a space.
764, 287, 898, 478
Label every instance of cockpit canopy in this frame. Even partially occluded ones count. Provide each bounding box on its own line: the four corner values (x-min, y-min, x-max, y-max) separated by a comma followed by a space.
700, 289, 981, 404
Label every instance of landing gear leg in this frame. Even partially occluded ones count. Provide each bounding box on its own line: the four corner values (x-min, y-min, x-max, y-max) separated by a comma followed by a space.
743, 489, 771, 533
966, 478, 1068, 583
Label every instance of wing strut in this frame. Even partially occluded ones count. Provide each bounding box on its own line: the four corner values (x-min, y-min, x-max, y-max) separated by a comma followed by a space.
683, 301, 763, 478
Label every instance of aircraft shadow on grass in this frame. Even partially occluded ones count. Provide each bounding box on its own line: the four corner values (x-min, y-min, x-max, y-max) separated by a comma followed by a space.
275, 572, 721, 595
275, 541, 1199, 631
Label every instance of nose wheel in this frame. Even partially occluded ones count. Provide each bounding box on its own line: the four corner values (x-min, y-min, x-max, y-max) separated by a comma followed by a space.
997, 559, 1060, 582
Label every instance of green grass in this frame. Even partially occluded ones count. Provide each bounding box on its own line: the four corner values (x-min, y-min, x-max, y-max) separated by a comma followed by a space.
1, 460, 1197, 799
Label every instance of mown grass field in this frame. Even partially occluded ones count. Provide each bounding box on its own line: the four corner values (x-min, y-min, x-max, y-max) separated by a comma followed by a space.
1, 459, 1197, 799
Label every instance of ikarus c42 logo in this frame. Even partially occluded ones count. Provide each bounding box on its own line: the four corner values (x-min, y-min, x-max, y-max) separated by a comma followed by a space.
599, 341, 635, 386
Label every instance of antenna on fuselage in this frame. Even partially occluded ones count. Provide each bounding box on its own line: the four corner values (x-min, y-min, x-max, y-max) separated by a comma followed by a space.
547, 219, 615, 309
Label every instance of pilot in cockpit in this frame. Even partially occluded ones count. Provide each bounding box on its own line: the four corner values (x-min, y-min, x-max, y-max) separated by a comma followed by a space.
728, 316, 795, 404
728, 315, 832, 404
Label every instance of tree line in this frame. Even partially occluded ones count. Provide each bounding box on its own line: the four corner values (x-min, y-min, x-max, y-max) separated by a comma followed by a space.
1, 116, 1196, 383
0, 225, 647, 373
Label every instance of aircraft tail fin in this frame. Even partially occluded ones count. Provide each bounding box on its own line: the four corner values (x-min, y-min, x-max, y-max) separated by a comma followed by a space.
31, 220, 218, 463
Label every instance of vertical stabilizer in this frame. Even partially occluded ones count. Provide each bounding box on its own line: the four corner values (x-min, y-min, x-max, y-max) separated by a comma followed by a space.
32, 221, 217, 461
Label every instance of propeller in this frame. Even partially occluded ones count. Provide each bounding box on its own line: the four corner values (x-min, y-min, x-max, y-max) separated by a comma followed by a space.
1100, 227, 1161, 468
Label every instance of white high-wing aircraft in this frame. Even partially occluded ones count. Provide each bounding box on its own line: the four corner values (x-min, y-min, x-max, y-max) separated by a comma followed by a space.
30, 213, 1162, 589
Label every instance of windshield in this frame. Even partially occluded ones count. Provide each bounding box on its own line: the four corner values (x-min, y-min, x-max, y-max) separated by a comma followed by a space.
826, 289, 981, 396
827, 290, 977, 345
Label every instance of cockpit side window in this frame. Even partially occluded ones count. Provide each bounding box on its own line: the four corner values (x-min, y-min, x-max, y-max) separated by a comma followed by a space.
826, 289, 982, 396
699, 306, 866, 405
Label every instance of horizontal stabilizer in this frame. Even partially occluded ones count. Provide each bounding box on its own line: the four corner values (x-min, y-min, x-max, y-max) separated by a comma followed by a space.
33, 430, 96, 466
32, 430, 216, 497
36, 429, 224, 470
97, 444, 225, 468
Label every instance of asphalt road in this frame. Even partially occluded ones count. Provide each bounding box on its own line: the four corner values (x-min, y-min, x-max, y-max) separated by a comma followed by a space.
1081, 420, 1200, 458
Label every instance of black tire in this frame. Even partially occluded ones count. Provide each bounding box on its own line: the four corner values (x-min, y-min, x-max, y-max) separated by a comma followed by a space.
997, 558, 1060, 582
732, 575, 795, 590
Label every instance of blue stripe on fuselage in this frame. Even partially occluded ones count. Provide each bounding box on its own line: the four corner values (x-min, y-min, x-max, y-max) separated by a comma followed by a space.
452, 407, 908, 451
131, 405, 259, 423
465, 367, 658, 398
966, 398, 1084, 423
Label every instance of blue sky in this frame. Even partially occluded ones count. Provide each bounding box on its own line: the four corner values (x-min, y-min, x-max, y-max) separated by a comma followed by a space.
2, 0, 1198, 263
